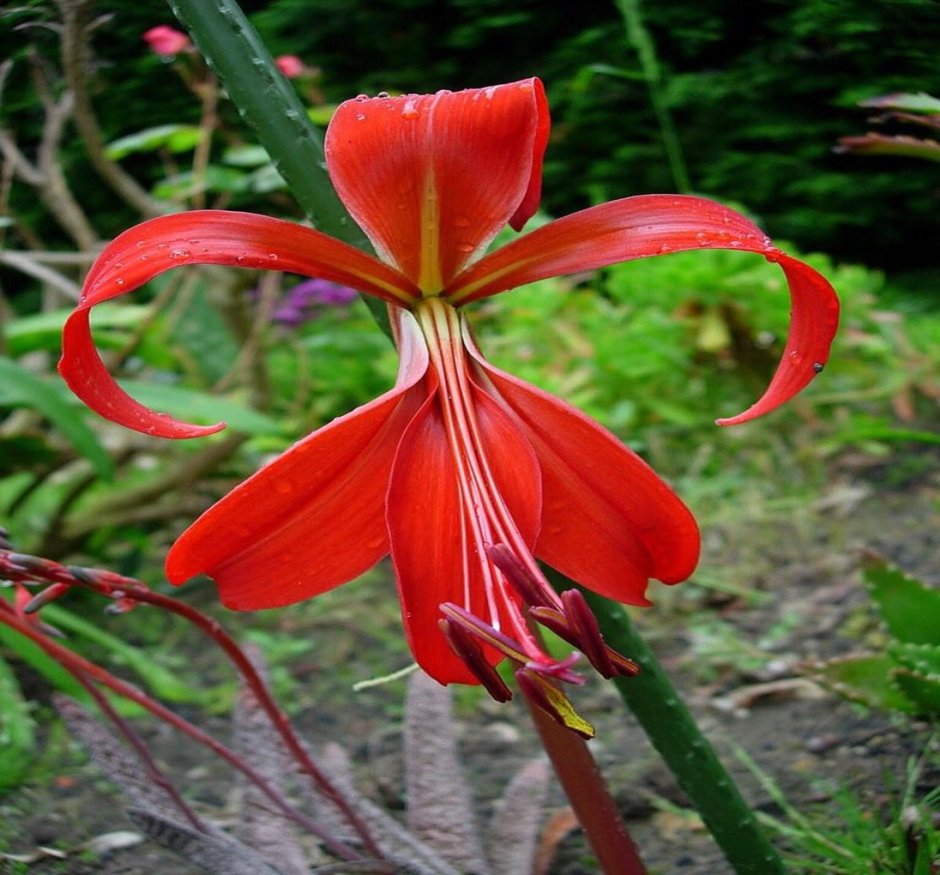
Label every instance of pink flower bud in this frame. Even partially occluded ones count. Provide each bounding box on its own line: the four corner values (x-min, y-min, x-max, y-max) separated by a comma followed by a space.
143, 26, 191, 57
275, 55, 305, 79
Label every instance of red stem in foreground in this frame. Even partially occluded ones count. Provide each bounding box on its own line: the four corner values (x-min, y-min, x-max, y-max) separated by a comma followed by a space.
0, 600, 371, 866
525, 695, 648, 875
9, 553, 381, 858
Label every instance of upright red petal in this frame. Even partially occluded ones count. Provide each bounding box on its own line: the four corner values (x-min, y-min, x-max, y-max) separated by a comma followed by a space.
326, 80, 549, 292
386, 366, 542, 684
59, 211, 417, 439
465, 330, 700, 605
449, 195, 839, 424
165, 311, 431, 609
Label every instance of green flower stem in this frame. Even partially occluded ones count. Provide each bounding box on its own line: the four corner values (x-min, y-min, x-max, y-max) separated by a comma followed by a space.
164, 0, 391, 335
614, 0, 692, 194
582, 589, 786, 875
525, 695, 648, 875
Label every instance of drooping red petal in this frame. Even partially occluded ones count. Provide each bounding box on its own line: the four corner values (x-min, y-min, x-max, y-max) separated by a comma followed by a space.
448, 195, 840, 425
59, 211, 417, 439
465, 328, 700, 605
164, 310, 430, 609
325, 79, 549, 292
386, 367, 542, 684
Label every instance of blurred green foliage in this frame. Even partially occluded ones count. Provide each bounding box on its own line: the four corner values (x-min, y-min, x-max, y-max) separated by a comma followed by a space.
1, 0, 937, 273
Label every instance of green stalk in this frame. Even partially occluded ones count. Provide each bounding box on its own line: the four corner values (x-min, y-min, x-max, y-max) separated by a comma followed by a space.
164, 0, 391, 335
582, 588, 786, 875
614, 0, 692, 194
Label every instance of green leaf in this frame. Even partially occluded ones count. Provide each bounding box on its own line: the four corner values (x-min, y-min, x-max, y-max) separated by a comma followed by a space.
152, 165, 249, 199
0, 653, 36, 790
106, 124, 205, 159
860, 92, 940, 114
116, 380, 282, 435
4, 305, 153, 357
0, 618, 91, 705
864, 557, 940, 646
890, 641, 940, 677
38, 604, 198, 703
806, 653, 917, 713
0, 358, 112, 478
891, 668, 940, 715
222, 144, 271, 167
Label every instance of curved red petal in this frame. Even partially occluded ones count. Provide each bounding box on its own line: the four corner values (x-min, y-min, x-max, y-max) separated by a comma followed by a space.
714, 251, 840, 425
450, 194, 839, 424
59, 211, 417, 439
386, 366, 542, 684
326, 79, 549, 292
165, 312, 431, 609
466, 333, 699, 605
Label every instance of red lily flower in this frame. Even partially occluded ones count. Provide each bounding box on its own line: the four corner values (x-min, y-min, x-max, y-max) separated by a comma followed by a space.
59, 80, 838, 717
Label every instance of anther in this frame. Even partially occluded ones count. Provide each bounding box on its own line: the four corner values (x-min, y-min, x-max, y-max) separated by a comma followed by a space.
487, 544, 558, 609
515, 668, 595, 739
439, 619, 512, 702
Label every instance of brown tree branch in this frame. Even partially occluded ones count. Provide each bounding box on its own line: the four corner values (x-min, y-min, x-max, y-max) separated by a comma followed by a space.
56, 0, 169, 218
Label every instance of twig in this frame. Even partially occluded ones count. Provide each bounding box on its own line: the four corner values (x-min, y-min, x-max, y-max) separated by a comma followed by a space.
0, 250, 82, 299
55, 0, 168, 218
0, 57, 98, 249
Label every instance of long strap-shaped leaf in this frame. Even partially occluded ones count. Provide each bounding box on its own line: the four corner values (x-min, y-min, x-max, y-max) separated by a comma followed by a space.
165, 0, 391, 335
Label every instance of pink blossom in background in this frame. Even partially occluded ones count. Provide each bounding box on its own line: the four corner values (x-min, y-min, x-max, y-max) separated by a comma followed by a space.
143, 26, 191, 57
275, 55, 306, 79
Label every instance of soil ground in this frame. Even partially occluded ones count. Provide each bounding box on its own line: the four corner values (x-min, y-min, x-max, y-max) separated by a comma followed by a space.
1, 461, 938, 875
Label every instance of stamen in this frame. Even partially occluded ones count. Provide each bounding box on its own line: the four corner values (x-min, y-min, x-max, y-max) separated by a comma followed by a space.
530, 594, 640, 680
439, 619, 512, 702
487, 543, 558, 609
439, 602, 529, 663
515, 668, 595, 739
561, 589, 616, 678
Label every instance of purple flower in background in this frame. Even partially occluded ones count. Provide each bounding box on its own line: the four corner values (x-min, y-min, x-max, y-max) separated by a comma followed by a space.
272, 278, 358, 328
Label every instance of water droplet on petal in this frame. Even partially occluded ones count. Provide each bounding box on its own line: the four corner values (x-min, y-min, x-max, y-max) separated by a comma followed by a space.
355, 113, 367, 122
789, 350, 803, 365
401, 99, 419, 120
354, 94, 368, 102
456, 242, 474, 254
656, 243, 673, 254
453, 216, 471, 228
377, 90, 389, 98
267, 253, 279, 261
115, 278, 125, 286
169, 248, 190, 259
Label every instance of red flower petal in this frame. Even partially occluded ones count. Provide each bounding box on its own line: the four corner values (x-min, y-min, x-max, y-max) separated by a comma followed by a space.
449, 195, 839, 424
59, 211, 417, 439
466, 331, 700, 605
326, 79, 549, 292
165, 312, 431, 608
386, 366, 542, 684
